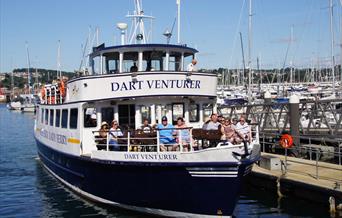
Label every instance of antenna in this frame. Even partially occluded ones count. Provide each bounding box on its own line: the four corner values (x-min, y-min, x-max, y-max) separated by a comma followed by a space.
163, 17, 176, 44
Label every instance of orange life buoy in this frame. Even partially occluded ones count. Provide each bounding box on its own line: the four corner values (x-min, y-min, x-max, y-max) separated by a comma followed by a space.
280, 134, 294, 149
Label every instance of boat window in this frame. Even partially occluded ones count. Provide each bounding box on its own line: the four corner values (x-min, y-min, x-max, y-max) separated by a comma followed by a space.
41, 108, 44, 123
92, 56, 101, 75
118, 104, 135, 130
189, 104, 200, 122
101, 107, 114, 125
140, 106, 151, 124
168, 53, 181, 71
55, 109, 61, 127
142, 51, 163, 71
84, 107, 97, 128
123, 52, 138, 72
172, 103, 184, 125
45, 109, 49, 125
70, 108, 78, 129
203, 103, 213, 122
107, 59, 118, 74
50, 109, 54, 126
61, 109, 68, 128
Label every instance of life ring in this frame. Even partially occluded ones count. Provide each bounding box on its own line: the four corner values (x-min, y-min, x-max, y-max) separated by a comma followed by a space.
280, 134, 294, 149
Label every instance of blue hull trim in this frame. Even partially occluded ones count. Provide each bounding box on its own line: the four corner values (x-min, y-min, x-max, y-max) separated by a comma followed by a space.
36, 139, 253, 216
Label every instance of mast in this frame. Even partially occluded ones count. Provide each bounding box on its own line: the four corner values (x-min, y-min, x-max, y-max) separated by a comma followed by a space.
247, 0, 253, 100
329, 0, 335, 93
57, 40, 62, 79
25, 42, 32, 94
10, 57, 14, 98
289, 25, 294, 84
126, 0, 154, 44
177, 0, 181, 44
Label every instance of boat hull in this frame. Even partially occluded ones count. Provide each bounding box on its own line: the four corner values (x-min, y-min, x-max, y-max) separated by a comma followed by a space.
36, 139, 255, 217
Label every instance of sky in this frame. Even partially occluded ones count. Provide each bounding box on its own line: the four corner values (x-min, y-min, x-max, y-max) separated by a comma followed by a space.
0, 0, 341, 73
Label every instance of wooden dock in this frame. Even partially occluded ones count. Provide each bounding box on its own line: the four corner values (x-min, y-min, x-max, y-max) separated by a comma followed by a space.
247, 152, 342, 205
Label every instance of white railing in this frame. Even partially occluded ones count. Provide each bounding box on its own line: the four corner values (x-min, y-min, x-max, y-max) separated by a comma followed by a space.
92, 125, 259, 153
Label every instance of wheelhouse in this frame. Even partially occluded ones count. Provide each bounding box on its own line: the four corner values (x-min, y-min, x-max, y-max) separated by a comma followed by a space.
88, 44, 198, 75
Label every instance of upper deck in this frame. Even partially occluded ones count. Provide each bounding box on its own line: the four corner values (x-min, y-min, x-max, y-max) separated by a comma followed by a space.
63, 43, 217, 103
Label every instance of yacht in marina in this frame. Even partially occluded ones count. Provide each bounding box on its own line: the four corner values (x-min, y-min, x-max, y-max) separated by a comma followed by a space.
34, 1, 260, 217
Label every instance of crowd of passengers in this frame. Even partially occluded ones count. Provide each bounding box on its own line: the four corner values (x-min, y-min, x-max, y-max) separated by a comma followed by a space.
95, 113, 251, 152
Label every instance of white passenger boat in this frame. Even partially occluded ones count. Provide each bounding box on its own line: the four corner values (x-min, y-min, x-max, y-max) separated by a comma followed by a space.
34, 1, 260, 217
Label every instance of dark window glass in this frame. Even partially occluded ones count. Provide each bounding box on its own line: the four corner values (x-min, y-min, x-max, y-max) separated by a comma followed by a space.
61, 109, 68, 128
101, 107, 114, 125
70, 108, 78, 129
84, 108, 97, 128
55, 109, 61, 127
45, 109, 49, 125
50, 109, 54, 126
41, 108, 44, 123
118, 105, 135, 130
189, 104, 199, 122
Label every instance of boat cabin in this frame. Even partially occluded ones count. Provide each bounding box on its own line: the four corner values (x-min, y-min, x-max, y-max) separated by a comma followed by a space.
37, 44, 226, 155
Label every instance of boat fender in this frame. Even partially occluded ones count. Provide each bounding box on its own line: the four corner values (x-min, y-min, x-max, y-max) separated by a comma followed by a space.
279, 134, 293, 149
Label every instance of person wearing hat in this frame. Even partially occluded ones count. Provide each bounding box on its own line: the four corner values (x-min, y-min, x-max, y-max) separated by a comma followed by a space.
157, 116, 176, 151
97, 121, 109, 146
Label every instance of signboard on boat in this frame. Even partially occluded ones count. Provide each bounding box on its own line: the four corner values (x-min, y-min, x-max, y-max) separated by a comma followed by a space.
66, 72, 217, 102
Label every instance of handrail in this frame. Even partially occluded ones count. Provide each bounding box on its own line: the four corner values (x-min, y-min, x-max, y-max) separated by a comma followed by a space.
92, 126, 259, 153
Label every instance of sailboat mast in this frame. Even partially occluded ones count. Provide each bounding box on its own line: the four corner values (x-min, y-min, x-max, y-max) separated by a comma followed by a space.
329, 0, 335, 93
177, 0, 181, 44
26, 42, 32, 94
248, 0, 253, 100
57, 40, 62, 79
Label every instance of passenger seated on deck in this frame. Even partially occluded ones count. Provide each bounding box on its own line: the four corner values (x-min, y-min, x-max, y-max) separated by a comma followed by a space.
174, 117, 191, 152
202, 113, 221, 130
109, 120, 123, 151
141, 118, 152, 133
98, 122, 109, 145
157, 116, 176, 152
220, 117, 235, 144
234, 116, 251, 144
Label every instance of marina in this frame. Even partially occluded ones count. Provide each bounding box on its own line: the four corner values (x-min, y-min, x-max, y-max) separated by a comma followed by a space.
1, 0, 342, 217
0, 104, 337, 218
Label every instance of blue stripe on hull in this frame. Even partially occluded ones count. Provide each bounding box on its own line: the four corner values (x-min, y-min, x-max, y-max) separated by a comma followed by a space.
36, 139, 251, 216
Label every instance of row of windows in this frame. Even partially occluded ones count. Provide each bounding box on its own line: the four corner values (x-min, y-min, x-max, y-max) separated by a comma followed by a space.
40, 108, 78, 129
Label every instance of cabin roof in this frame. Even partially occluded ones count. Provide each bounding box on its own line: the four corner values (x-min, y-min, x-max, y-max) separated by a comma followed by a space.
91, 43, 198, 57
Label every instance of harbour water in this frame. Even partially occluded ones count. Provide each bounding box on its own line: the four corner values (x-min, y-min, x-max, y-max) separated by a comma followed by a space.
0, 104, 331, 218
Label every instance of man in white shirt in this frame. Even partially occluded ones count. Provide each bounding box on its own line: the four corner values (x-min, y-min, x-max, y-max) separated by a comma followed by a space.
234, 116, 251, 143
187, 59, 197, 72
